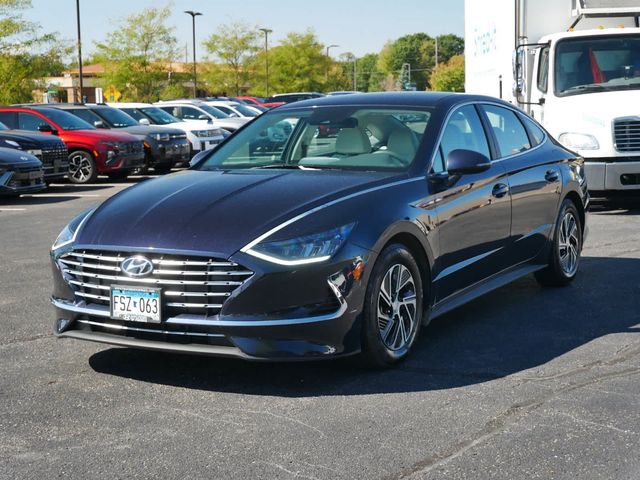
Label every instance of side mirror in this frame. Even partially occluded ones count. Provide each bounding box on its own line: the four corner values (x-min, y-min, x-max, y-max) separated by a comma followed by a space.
94, 120, 105, 128
447, 149, 491, 175
139, 118, 151, 126
38, 124, 58, 135
198, 115, 208, 121
189, 149, 210, 168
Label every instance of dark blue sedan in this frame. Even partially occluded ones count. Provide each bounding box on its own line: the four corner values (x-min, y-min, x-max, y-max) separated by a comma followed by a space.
50, 92, 588, 367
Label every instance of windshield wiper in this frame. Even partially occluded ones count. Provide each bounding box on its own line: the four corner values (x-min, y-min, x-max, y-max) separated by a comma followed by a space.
252, 164, 303, 169
564, 84, 607, 93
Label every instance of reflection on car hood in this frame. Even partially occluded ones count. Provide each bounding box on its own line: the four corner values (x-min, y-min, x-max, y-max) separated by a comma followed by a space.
76, 169, 392, 257
0, 147, 41, 167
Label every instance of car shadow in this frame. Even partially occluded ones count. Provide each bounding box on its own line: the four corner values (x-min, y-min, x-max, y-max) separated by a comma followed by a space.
88, 256, 639, 397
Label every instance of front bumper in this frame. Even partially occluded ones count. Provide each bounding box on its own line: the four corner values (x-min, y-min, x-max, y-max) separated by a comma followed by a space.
150, 141, 190, 166
585, 158, 640, 191
50, 244, 372, 361
0, 167, 46, 196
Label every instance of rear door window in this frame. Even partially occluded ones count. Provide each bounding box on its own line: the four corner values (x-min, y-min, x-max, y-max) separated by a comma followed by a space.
440, 105, 491, 162
0, 111, 18, 128
481, 105, 531, 157
18, 112, 50, 131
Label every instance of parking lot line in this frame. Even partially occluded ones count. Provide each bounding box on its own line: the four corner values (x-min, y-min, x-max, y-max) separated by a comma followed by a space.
21, 193, 102, 198
0, 208, 26, 211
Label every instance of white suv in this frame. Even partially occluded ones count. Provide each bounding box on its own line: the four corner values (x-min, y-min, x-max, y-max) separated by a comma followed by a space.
108, 102, 225, 157
154, 100, 249, 133
204, 100, 261, 118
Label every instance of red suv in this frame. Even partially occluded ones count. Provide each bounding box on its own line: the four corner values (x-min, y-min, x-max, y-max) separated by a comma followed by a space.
0, 107, 145, 183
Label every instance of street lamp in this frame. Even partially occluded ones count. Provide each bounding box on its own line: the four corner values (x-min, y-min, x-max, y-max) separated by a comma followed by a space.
259, 28, 272, 97
184, 10, 203, 98
325, 44, 339, 83
75, 0, 83, 103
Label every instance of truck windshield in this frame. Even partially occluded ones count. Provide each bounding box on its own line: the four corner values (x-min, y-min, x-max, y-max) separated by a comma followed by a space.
555, 35, 640, 96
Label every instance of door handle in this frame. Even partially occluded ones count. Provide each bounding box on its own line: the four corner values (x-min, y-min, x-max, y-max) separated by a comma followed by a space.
492, 183, 510, 198
545, 170, 560, 183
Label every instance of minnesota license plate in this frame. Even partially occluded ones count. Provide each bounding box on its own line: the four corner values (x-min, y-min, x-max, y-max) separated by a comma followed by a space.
111, 286, 161, 323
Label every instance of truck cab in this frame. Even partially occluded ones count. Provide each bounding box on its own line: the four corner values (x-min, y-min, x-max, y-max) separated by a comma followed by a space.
465, 0, 640, 195
526, 28, 640, 193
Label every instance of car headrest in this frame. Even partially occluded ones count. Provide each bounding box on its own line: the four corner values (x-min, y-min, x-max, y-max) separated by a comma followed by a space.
387, 129, 419, 162
335, 128, 371, 155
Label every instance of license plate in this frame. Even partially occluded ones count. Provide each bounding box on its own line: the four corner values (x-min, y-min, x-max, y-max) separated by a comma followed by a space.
28, 170, 43, 180
110, 286, 161, 323
204, 141, 218, 150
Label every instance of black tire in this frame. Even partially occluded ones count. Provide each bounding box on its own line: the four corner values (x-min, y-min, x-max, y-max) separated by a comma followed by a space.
360, 244, 424, 368
107, 170, 131, 181
68, 150, 97, 184
535, 199, 583, 287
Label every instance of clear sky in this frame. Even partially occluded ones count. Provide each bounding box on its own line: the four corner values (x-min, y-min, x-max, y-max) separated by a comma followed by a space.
26, 0, 464, 60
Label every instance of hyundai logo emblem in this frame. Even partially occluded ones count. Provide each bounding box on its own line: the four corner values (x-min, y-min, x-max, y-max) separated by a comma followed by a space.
121, 256, 154, 277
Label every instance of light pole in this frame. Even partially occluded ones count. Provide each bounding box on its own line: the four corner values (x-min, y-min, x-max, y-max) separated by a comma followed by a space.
75, 0, 83, 103
350, 54, 357, 91
184, 10, 202, 98
259, 28, 272, 97
325, 44, 339, 83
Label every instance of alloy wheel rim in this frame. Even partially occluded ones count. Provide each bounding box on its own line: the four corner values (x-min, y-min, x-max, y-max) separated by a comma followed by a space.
558, 211, 580, 277
377, 264, 417, 351
69, 153, 92, 182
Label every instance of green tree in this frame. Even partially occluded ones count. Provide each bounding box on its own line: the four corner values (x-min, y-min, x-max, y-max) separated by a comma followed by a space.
202, 22, 260, 96
378, 33, 434, 90
268, 31, 329, 94
94, 5, 179, 102
356, 53, 384, 92
430, 55, 465, 92
435, 34, 464, 64
0, 0, 70, 104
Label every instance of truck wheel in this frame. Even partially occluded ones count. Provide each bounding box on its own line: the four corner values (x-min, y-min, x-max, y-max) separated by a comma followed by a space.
535, 199, 582, 287
360, 244, 424, 368
68, 151, 97, 184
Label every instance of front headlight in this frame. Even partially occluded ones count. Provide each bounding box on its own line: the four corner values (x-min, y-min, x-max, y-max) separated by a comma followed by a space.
51, 209, 95, 251
193, 129, 217, 138
245, 223, 355, 266
558, 133, 600, 151
154, 133, 170, 142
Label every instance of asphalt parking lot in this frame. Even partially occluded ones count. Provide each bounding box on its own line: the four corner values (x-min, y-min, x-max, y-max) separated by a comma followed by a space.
1, 176, 640, 480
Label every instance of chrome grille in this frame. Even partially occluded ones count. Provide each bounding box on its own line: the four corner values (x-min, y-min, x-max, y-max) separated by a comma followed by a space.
614, 118, 640, 152
58, 250, 253, 317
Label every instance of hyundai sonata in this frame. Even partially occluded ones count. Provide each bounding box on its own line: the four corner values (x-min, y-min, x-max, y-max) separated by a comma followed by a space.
50, 93, 588, 366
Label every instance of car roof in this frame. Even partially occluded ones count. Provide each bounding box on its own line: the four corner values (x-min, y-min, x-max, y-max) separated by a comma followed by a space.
274, 91, 510, 111
108, 102, 154, 108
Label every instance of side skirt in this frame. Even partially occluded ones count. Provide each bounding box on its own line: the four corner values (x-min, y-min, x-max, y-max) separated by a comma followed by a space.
427, 261, 546, 323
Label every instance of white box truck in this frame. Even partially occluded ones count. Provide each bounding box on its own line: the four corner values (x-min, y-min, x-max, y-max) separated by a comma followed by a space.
465, 0, 640, 195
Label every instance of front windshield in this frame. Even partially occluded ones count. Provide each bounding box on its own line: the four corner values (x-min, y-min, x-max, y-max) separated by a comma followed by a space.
555, 35, 640, 96
39, 108, 95, 130
140, 107, 179, 125
197, 106, 433, 172
95, 107, 138, 127
200, 104, 230, 119
232, 104, 260, 117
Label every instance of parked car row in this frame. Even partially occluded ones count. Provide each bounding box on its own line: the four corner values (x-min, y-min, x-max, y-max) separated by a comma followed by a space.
0, 92, 341, 194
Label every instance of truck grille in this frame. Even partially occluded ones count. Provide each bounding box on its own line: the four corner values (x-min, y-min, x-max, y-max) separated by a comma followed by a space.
58, 250, 253, 318
614, 118, 640, 152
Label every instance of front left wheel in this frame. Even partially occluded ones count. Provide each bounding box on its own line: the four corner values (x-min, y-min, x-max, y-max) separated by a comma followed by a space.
360, 244, 424, 368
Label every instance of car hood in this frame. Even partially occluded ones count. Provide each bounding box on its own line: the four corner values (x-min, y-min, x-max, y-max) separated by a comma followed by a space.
76, 169, 393, 257
64, 129, 141, 142
0, 130, 65, 149
0, 147, 41, 167
117, 125, 185, 136
215, 118, 249, 129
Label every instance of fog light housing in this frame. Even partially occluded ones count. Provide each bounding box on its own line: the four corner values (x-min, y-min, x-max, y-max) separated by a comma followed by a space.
56, 318, 71, 333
